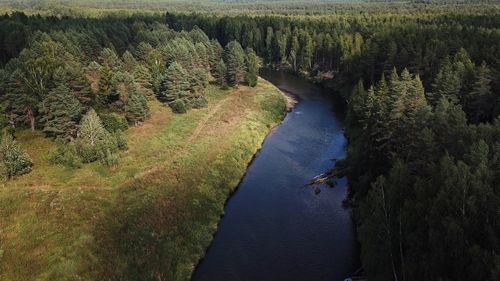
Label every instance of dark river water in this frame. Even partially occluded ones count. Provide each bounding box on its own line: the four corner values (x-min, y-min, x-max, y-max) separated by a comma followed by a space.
191, 70, 359, 281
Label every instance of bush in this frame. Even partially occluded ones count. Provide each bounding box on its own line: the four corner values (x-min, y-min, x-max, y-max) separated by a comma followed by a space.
113, 132, 128, 151
100, 113, 128, 132
49, 143, 82, 169
0, 134, 32, 180
76, 140, 101, 163
244, 72, 258, 87
99, 149, 119, 167
170, 99, 187, 113
190, 96, 208, 109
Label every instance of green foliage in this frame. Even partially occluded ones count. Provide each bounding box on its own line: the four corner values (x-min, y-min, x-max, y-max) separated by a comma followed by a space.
159, 60, 209, 113
76, 109, 122, 165
126, 92, 149, 124
170, 99, 187, 113
40, 84, 83, 138
348, 67, 500, 281
49, 142, 82, 169
113, 132, 128, 151
100, 113, 129, 132
0, 134, 32, 180
0, 6, 498, 281
245, 48, 261, 87
190, 96, 208, 109
159, 61, 190, 103
213, 59, 228, 86
224, 41, 247, 86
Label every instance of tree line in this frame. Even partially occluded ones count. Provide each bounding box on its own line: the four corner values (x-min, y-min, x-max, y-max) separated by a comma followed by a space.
0, 4, 498, 280
0, 13, 261, 178
164, 5, 500, 281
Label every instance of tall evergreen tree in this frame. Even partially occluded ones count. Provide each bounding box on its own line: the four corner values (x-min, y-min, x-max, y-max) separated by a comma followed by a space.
213, 59, 228, 87
467, 62, 493, 123
224, 41, 247, 86
158, 61, 190, 104
40, 84, 83, 138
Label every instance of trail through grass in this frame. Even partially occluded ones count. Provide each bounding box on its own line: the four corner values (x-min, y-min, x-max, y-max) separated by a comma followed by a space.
0, 79, 286, 281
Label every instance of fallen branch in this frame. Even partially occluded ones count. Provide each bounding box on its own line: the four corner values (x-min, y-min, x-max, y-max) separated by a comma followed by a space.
308, 166, 351, 186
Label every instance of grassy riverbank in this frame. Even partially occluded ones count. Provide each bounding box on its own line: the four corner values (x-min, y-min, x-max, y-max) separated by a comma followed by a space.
0, 79, 286, 281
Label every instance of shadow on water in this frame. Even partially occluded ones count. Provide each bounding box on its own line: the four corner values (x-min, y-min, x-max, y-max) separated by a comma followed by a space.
191, 69, 360, 281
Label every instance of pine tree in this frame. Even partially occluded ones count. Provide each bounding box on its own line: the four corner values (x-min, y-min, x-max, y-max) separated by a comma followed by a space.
213, 59, 228, 87
208, 39, 223, 69
189, 68, 209, 95
299, 32, 313, 72
158, 61, 190, 104
430, 59, 462, 105
224, 41, 247, 86
467, 62, 493, 123
126, 92, 149, 125
289, 35, 300, 72
265, 26, 274, 62
348, 79, 367, 128
40, 84, 83, 138
133, 65, 153, 97
99, 48, 122, 71
122, 50, 138, 73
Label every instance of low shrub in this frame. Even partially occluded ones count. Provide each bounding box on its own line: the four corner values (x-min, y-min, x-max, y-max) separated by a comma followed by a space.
100, 113, 128, 132
170, 100, 187, 113
190, 96, 208, 109
49, 143, 82, 168
0, 134, 32, 180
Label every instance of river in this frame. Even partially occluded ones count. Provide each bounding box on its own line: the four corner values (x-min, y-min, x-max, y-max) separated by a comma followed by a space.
191, 70, 359, 281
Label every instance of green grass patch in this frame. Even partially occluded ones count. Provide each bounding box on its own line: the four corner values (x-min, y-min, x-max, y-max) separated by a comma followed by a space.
0, 79, 286, 281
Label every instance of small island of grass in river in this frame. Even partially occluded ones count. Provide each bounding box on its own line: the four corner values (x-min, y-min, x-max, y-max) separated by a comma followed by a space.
0, 79, 286, 281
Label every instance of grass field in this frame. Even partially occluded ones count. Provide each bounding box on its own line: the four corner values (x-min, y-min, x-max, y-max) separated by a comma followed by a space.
0, 78, 286, 281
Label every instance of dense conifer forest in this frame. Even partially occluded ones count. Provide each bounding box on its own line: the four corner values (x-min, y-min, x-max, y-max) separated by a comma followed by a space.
162, 6, 500, 280
0, 1, 499, 281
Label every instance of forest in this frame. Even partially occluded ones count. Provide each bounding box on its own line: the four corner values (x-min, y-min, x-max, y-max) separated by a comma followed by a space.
162, 7, 500, 280
0, 12, 261, 174
0, 1, 499, 281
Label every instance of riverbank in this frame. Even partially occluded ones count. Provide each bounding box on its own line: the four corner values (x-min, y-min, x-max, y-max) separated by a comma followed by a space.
0, 79, 287, 281
192, 69, 359, 281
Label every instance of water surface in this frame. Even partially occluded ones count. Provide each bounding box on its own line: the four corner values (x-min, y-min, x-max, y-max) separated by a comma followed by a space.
192, 70, 359, 281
